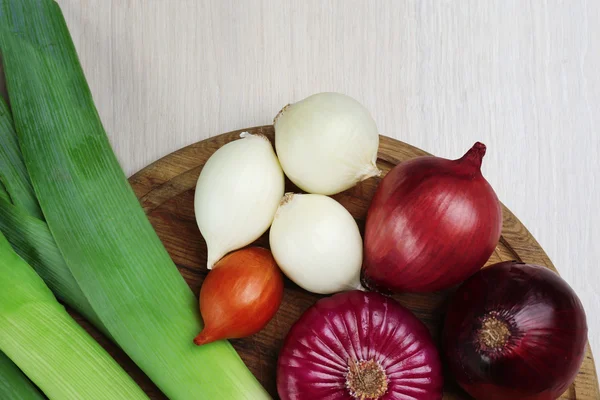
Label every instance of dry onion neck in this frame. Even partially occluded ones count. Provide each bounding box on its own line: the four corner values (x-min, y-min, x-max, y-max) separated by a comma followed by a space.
273, 103, 290, 125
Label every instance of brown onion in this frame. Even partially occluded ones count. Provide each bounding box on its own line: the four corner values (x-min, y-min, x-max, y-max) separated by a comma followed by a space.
194, 247, 284, 345
363, 142, 502, 293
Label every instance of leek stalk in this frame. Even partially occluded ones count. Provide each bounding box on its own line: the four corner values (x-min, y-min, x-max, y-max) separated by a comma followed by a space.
0, 232, 148, 399
0, 85, 102, 331
0, 352, 44, 400
0, 194, 102, 329
0, 77, 117, 398
0, 187, 41, 400
0, 0, 268, 398
0, 97, 42, 219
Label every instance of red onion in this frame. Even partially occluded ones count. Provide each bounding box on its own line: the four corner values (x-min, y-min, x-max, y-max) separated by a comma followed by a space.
277, 291, 443, 400
363, 142, 502, 293
443, 261, 588, 400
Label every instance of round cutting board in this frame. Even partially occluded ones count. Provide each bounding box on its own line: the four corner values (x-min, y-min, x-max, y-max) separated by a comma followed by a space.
114, 125, 598, 399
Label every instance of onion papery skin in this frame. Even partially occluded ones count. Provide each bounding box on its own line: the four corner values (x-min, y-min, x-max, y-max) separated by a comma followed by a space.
443, 261, 588, 400
277, 291, 443, 400
194, 247, 284, 345
274, 92, 380, 196
363, 142, 502, 293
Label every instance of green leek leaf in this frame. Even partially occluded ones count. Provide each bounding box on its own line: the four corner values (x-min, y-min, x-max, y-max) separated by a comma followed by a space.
0, 77, 102, 332
0, 195, 102, 330
0, 352, 44, 400
0, 97, 42, 219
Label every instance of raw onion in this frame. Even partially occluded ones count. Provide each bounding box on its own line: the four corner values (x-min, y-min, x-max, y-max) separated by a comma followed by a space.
194, 247, 283, 345
363, 142, 502, 293
274, 92, 380, 195
269, 193, 363, 294
277, 291, 443, 399
443, 261, 588, 400
194, 132, 284, 269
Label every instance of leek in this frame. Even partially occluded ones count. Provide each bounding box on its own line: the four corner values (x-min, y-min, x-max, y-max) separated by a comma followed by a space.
0, 84, 102, 331
0, 97, 42, 219
0, 180, 9, 202
0, 194, 102, 329
0, 232, 148, 399
0, 352, 44, 400
0, 0, 268, 398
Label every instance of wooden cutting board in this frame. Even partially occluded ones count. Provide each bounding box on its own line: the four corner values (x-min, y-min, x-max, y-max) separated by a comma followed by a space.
93, 125, 599, 399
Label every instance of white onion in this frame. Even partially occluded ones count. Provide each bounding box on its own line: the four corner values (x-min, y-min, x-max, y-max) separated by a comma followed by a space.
274, 92, 380, 195
194, 132, 284, 269
269, 193, 363, 294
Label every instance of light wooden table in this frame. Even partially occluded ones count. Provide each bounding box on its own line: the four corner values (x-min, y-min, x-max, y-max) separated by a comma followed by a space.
40, 0, 600, 375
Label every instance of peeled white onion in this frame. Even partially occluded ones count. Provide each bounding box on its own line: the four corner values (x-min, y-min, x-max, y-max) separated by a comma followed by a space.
269, 193, 363, 294
194, 133, 284, 269
274, 92, 380, 195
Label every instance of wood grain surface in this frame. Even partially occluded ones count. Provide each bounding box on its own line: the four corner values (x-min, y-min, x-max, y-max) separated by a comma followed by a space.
96, 125, 597, 399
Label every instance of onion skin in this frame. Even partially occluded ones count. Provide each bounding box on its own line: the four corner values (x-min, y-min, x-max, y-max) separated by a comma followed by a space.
443, 262, 588, 400
363, 142, 502, 293
269, 193, 364, 294
194, 247, 284, 345
277, 291, 443, 400
274, 92, 380, 196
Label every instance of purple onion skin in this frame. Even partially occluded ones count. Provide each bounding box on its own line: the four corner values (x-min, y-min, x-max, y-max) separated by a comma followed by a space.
363, 143, 502, 293
277, 291, 443, 400
443, 262, 588, 400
